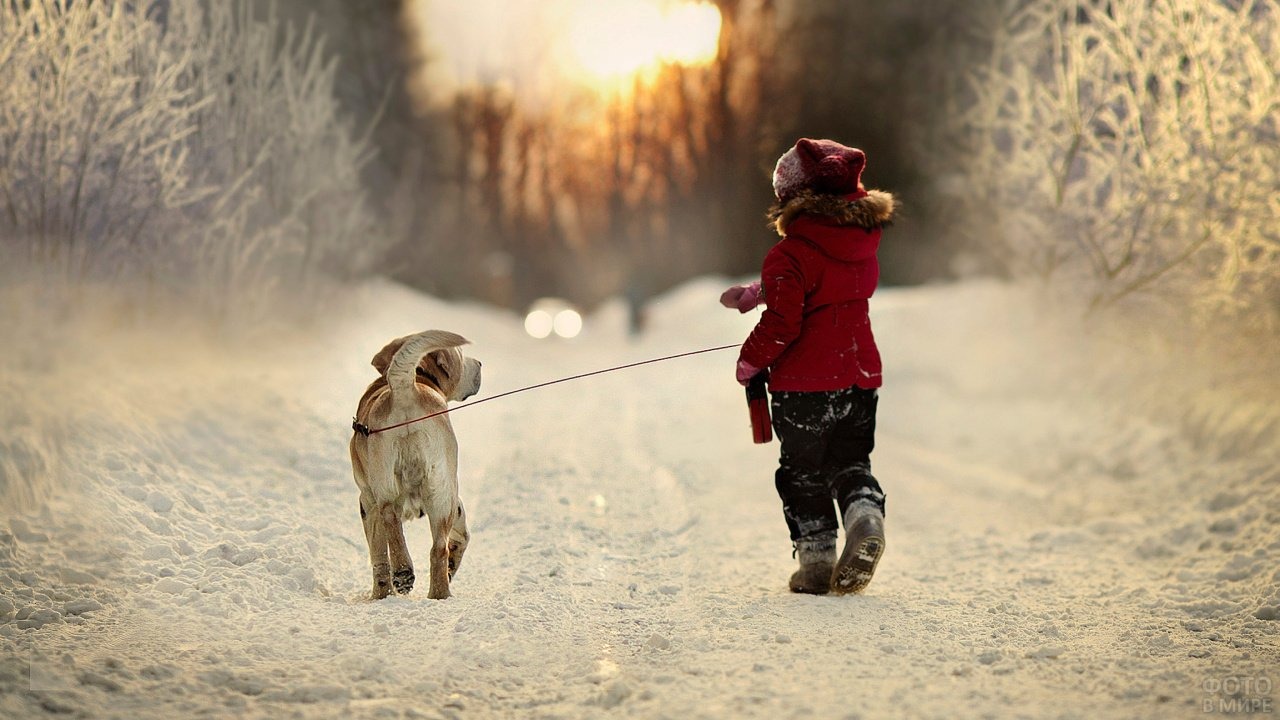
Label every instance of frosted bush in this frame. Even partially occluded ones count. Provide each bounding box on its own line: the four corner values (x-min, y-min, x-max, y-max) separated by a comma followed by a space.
0, 0, 376, 319
952, 0, 1279, 327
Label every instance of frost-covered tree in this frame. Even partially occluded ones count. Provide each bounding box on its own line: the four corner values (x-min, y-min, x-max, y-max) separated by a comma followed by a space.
0, 0, 377, 319
947, 0, 1279, 326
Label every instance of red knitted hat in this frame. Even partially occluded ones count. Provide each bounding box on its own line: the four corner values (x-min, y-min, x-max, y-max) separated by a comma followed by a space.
771, 138, 867, 201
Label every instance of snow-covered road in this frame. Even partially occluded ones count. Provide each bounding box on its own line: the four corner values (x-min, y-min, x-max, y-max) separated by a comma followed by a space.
2, 278, 1276, 719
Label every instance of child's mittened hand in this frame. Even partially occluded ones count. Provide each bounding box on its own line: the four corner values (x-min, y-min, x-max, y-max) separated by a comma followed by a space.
719, 281, 762, 313
735, 282, 762, 313
736, 359, 762, 386
719, 284, 747, 309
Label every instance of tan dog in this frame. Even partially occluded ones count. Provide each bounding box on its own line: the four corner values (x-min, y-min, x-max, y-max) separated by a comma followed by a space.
349, 330, 482, 599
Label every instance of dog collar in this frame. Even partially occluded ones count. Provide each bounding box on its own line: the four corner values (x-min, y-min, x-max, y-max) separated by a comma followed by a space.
417, 367, 444, 389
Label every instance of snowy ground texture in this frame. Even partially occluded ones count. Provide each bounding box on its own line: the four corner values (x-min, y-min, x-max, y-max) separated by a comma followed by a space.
1, 277, 1277, 719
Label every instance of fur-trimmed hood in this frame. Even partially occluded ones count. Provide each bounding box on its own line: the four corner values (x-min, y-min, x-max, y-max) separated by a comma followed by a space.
767, 189, 895, 237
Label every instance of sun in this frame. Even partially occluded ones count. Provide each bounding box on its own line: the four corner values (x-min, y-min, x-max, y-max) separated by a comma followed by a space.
566, 0, 722, 83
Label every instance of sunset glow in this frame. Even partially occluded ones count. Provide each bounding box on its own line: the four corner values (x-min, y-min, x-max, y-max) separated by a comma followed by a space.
410, 0, 722, 102
567, 1, 722, 81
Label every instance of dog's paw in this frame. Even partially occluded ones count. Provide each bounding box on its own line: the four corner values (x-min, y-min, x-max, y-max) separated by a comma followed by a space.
392, 568, 415, 595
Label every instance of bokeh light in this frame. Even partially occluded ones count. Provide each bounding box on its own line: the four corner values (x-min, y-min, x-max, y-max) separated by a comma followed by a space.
523, 310, 554, 339
525, 300, 584, 340
553, 309, 583, 339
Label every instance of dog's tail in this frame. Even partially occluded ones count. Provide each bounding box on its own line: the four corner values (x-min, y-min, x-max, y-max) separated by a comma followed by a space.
386, 330, 469, 396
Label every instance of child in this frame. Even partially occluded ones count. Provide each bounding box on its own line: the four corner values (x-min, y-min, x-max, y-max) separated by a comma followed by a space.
721, 138, 895, 595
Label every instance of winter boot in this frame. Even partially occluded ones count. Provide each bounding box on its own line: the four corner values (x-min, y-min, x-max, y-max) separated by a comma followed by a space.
832, 499, 885, 594
789, 533, 837, 594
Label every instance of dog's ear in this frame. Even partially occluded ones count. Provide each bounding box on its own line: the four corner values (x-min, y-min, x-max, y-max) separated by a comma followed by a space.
423, 350, 460, 395
370, 336, 409, 376
427, 350, 455, 380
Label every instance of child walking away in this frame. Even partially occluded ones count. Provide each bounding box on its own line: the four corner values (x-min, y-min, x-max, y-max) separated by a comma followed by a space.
721, 138, 895, 595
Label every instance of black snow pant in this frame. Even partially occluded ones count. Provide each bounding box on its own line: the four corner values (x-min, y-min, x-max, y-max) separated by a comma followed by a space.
771, 385, 885, 542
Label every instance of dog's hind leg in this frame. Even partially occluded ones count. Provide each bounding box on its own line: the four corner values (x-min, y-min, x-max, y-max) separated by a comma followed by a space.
361, 497, 392, 600
382, 504, 415, 595
426, 513, 454, 600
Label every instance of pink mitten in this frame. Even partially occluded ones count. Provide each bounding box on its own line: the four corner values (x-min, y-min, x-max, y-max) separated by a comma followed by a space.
736, 359, 762, 386
720, 281, 763, 312
735, 281, 762, 313
719, 284, 746, 309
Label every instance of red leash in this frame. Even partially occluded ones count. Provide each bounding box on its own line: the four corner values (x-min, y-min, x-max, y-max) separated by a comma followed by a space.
353, 343, 740, 437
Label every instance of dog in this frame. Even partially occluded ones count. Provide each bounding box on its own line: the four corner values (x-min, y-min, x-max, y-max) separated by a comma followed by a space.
349, 330, 482, 599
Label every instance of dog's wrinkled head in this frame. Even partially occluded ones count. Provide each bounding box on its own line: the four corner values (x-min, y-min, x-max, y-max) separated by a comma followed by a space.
370, 336, 482, 402
447, 502, 470, 579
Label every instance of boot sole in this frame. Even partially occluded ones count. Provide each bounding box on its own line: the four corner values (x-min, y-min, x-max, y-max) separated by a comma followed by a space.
831, 534, 884, 595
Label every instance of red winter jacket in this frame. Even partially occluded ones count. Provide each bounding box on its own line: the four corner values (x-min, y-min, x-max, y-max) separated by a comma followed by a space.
739, 188, 896, 392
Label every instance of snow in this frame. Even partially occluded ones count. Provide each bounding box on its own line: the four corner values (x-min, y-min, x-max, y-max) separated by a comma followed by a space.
1, 276, 1277, 718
